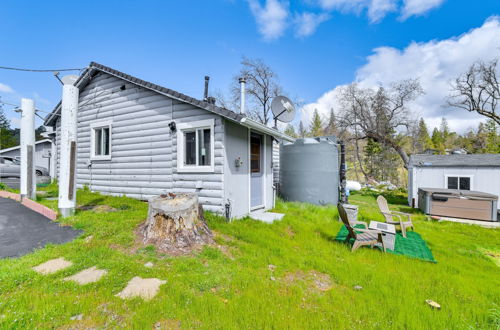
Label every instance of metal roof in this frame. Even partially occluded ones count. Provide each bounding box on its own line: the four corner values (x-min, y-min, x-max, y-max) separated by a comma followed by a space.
44, 62, 246, 126
0, 139, 52, 154
409, 154, 500, 168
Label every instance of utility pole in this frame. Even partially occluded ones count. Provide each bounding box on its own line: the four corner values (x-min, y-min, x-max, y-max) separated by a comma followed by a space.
20, 98, 36, 200
58, 76, 79, 217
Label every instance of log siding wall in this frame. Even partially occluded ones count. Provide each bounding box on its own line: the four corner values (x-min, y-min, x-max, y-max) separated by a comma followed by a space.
54, 72, 225, 213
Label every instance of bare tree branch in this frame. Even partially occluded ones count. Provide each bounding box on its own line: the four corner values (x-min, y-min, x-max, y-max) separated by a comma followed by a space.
337, 79, 424, 169
448, 58, 500, 125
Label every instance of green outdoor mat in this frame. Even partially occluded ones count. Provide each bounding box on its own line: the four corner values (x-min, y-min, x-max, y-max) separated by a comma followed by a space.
335, 225, 436, 263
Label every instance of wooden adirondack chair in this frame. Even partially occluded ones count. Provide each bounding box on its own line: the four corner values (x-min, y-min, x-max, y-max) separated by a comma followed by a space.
376, 195, 414, 238
338, 203, 385, 252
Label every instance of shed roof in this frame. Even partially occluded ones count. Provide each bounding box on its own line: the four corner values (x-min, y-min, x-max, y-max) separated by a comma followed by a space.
0, 139, 52, 154
44, 62, 245, 126
409, 154, 500, 168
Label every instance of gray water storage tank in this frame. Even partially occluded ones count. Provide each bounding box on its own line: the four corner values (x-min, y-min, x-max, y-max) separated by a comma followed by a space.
280, 137, 339, 205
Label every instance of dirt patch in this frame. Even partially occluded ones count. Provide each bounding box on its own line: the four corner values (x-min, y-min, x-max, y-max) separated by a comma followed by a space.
284, 226, 296, 238
282, 270, 334, 292
217, 244, 236, 260
153, 319, 182, 329
98, 303, 125, 327
78, 205, 118, 213
116, 276, 166, 301
64, 266, 107, 285
482, 249, 500, 267
212, 230, 236, 242
33, 257, 73, 275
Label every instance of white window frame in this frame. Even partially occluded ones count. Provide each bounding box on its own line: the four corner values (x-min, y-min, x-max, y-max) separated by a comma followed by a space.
90, 120, 113, 161
176, 119, 215, 173
444, 174, 473, 190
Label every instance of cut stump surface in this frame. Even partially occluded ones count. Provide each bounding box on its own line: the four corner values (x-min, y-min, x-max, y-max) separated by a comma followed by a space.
141, 193, 214, 255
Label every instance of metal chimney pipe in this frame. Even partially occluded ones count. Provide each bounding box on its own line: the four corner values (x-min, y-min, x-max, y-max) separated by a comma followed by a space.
204, 76, 210, 101
239, 77, 246, 114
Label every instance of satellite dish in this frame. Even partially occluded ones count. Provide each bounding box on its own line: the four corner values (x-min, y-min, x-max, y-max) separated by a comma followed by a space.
61, 75, 79, 85
271, 96, 295, 123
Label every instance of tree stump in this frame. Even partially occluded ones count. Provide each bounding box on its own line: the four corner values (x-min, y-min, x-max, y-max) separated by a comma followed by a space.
141, 193, 214, 255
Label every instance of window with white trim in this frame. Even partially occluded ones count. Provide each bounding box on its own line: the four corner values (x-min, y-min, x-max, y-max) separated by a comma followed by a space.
177, 119, 214, 172
446, 176, 471, 190
90, 121, 112, 160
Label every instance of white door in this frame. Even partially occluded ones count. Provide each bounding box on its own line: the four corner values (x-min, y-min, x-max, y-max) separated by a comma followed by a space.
250, 133, 264, 209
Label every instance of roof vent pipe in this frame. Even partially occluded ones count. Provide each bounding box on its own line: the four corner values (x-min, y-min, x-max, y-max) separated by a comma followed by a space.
239, 77, 246, 114
204, 76, 210, 101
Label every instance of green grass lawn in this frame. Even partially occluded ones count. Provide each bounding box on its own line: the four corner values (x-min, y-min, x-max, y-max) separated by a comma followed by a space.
0, 187, 499, 329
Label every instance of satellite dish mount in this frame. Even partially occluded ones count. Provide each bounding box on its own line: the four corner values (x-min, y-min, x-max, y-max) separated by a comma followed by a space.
271, 96, 295, 129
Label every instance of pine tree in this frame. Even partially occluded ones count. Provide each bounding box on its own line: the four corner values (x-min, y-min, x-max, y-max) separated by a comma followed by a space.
416, 118, 433, 153
284, 124, 298, 138
431, 128, 445, 154
324, 108, 337, 136
298, 121, 307, 138
0, 103, 17, 149
474, 122, 488, 153
484, 119, 500, 153
309, 109, 323, 137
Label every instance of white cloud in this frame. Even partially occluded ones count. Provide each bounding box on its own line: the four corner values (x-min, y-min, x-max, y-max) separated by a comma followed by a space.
400, 0, 445, 19
294, 12, 330, 37
0, 83, 14, 93
301, 17, 500, 132
248, 0, 289, 41
317, 0, 443, 22
368, 0, 398, 22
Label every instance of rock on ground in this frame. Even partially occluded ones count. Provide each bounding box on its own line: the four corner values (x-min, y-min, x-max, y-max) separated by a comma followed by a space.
33, 257, 73, 275
116, 277, 166, 301
64, 266, 107, 285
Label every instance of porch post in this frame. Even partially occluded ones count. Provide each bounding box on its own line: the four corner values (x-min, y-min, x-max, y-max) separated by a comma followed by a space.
20, 98, 36, 200
58, 78, 79, 217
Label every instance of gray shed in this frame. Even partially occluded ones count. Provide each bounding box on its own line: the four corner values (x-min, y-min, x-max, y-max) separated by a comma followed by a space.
44, 62, 293, 218
0, 139, 53, 176
408, 154, 500, 210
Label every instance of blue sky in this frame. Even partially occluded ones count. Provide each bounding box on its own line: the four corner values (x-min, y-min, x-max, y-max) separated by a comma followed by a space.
0, 0, 499, 131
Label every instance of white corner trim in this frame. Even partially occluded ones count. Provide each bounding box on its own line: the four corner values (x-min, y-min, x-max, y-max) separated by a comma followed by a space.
176, 119, 215, 173
90, 119, 113, 161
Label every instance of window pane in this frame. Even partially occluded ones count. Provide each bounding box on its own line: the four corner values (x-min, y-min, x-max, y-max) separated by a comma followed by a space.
447, 177, 458, 189
103, 127, 110, 155
459, 177, 470, 190
198, 128, 211, 166
95, 129, 102, 156
184, 131, 196, 165
251, 135, 261, 173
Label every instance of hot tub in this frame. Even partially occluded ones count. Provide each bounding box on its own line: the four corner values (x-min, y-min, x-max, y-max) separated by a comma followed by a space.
418, 188, 498, 222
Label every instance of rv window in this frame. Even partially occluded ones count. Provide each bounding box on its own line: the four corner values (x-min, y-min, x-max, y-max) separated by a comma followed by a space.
447, 177, 458, 189
447, 176, 471, 190
177, 119, 214, 173
91, 121, 112, 160
459, 177, 470, 190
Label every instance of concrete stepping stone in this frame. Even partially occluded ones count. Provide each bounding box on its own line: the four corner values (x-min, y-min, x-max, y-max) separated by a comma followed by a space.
116, 276, 166, 301
33, 257, 73, 275
64, 266, 107, 285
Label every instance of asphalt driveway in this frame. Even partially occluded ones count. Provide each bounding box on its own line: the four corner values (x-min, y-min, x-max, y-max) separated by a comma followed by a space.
0, 197, 81, 258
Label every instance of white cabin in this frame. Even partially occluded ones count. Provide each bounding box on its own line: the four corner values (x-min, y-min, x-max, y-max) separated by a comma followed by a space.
44, 62, 293, 219
408, 154, 500, 210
